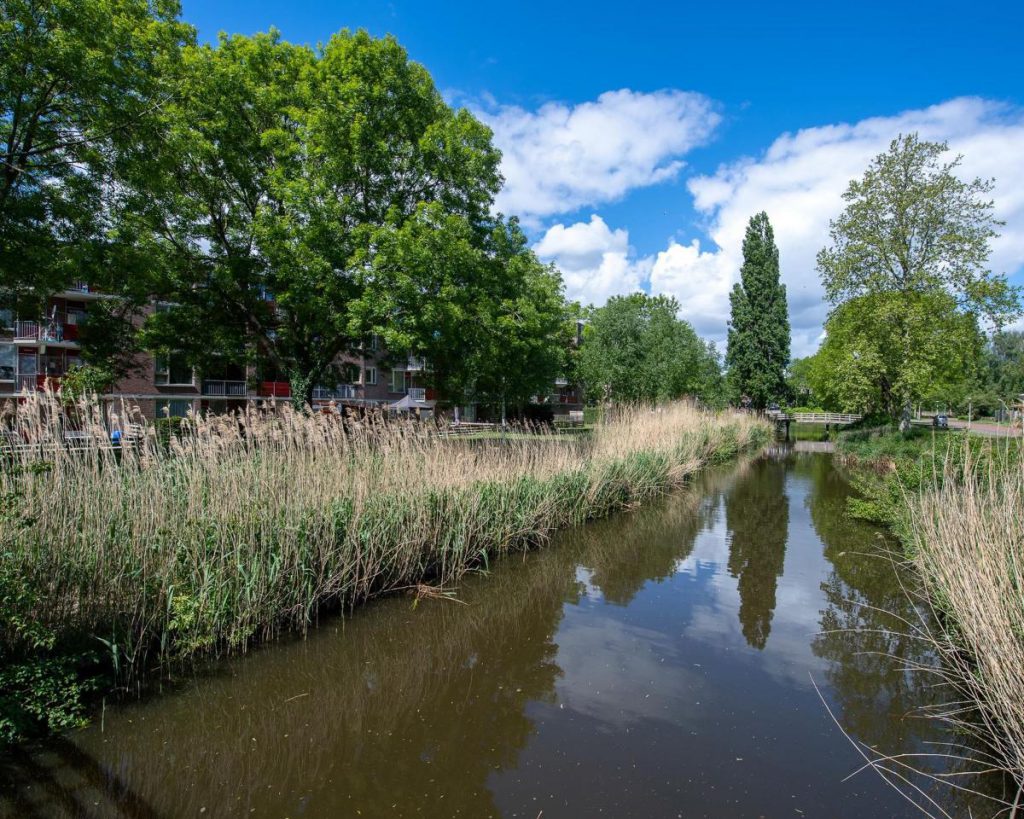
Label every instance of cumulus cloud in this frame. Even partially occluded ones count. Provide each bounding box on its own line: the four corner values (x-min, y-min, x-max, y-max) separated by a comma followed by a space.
530, 98, 1024, 357
682, 97, 1024, 355
648, 239, 734, 337
534, 215, 650, 307
474, 89, 720, 222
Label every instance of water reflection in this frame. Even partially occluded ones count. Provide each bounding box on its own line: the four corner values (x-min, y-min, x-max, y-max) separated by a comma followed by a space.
1, 452, 1000, 818
724, 458, 789, 649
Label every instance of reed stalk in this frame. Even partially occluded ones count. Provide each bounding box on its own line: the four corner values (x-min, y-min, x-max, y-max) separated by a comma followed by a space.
0, 394, 768, 739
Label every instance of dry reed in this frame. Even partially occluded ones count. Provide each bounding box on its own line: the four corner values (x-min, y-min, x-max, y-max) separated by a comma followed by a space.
905, 442, 1024, 802
0, 394, 769, 682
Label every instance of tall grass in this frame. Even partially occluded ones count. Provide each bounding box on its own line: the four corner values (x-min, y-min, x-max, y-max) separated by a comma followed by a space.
0, 394, 768, 739
906, 444, 1024, 799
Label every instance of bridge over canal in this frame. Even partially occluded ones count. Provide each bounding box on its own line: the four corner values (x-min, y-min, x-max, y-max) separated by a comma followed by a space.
766, 411, 863, 438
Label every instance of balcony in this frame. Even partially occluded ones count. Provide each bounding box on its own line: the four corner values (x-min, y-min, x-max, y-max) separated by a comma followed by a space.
554, 377, 569, 387
59, 282, 115, 301
408, 387, 426, 402
312, 384, 357, 401
15, 374, 61, 392
202, 380, 248, 397
406, 356, 425, 372
13, 321, 80, 347
257, 380, 291, 398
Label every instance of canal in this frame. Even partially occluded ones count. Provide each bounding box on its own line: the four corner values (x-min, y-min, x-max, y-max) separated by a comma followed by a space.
1, 450, 998, 817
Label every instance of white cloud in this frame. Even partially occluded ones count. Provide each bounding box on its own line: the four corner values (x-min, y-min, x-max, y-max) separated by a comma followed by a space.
474, 89, 720, 222
648, 239, 734, 337
531, 98, 1024, 357
682, 97, 1024, 356
534, 215, 649, 307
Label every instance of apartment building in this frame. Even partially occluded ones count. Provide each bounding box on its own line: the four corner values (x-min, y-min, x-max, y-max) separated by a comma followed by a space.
0, 285, 441, 419
1, 285, 578, 421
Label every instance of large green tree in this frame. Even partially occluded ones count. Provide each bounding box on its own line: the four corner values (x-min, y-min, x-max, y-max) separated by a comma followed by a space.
358, 209, 567, 416
807, 290, 984, 415
129, 29, 502, 404
0, 0, 191, 309
816, 133, 1019, 426
578, 293, 722, 404
725, 212, 790, 409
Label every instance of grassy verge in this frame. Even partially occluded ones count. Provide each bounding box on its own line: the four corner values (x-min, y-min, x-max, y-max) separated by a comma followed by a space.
0, 396, 769, 742
838, 425, 1024, 795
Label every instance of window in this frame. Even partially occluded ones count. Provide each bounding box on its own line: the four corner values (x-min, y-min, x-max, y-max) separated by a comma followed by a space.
364, 367, 378, 386
370, 334, 380, 351
156, 399, 193, 418
155, 353, 194, 386
18, 352, 37, 376
389, 369, 406, 393
0, 308, 12, 330
0, 344, 14, 381
65, 305, 86, 326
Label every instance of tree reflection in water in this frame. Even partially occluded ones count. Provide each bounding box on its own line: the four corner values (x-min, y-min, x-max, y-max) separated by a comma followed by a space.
725, 457, 790, 649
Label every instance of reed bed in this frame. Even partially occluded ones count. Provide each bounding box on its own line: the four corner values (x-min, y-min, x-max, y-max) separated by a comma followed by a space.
905, 444, 1024, 800
0, 394, 768, 737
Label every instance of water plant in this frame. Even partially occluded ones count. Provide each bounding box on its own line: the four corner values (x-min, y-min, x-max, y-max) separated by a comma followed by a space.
0, 394, 769, 740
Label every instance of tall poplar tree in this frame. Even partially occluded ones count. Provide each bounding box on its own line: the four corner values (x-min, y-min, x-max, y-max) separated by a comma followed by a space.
726, 212, 790, 408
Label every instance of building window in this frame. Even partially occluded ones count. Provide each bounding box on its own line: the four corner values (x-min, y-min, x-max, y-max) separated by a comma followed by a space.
0, 344, 14, 381
156, 399, 193, 418
155, 353, 194, 386
0, 308, 12, 330
364, 367, 378, 386
389, 369, 406, 393
65, 305, 87, 326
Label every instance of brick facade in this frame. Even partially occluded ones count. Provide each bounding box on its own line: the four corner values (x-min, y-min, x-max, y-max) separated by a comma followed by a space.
1, 286, 578, 421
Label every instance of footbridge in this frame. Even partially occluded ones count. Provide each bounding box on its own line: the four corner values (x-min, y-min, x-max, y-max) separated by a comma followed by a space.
766, 411, 862, 437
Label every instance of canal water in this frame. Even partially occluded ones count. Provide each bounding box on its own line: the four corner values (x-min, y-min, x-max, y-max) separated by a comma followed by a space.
1, 451, 999, 817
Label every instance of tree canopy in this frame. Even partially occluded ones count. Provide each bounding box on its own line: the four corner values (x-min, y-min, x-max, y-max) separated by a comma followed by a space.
578, 293, 723, 405
726, 212, 790, 409
123, 29, 520, 404
815, 134, 1019, 422
0, 0, 192, 309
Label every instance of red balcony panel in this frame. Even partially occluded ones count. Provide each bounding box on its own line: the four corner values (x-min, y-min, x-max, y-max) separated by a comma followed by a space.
62, 323, 80, 341
425, 387, 438, 401
258, 381, 291, 398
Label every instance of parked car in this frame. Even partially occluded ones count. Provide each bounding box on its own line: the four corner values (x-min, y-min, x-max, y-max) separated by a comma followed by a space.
933, 414, 949, 429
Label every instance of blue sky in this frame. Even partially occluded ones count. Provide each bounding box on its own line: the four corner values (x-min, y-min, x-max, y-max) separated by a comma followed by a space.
181, 0, 1024, 354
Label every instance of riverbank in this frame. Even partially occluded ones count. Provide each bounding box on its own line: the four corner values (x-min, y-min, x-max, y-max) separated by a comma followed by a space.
0, 397, 769, 742
838, 427, 1024, 797
4, 447, 991, 818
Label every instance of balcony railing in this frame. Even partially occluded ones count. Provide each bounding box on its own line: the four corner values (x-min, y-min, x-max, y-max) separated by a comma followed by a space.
202, 380, 247, 397
408, 387, 426, 402
554, 377, 569, 387
257, 381, 291, 398
16, 374, 39, 392
14, 374, 62, 392
13, 321, 78, 344
312, 384, 357, 401
406, 356, 425, 372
